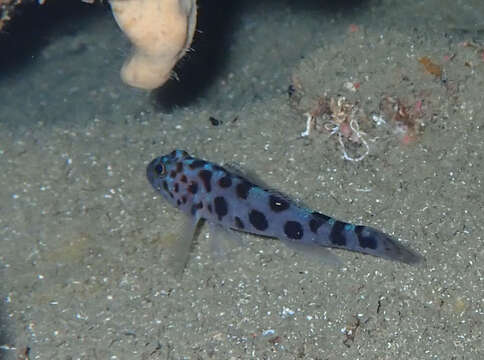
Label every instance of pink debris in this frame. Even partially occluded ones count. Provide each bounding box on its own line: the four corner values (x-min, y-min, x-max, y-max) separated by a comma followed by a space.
414, 100, 423, 114
348, 24, 359, 33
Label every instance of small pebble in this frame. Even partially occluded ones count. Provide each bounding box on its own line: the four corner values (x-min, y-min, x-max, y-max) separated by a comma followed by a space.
209, 116, 221, 126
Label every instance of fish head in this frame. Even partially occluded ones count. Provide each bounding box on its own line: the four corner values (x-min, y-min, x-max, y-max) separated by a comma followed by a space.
146, 150, 191, 204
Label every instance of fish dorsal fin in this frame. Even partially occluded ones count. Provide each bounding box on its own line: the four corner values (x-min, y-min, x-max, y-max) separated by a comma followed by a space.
223, 162, 312, 210
223, 162, 269, 187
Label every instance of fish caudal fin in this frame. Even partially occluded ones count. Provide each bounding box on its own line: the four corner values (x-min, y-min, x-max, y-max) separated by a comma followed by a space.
332, 223, 423, 265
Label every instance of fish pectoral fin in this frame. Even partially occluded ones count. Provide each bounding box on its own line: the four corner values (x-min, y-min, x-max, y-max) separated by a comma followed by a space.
282, 238, 342, 268
166, 215, 202, 279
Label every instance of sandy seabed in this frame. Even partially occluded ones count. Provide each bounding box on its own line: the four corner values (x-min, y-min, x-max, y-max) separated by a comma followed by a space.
0, 0, 483, 359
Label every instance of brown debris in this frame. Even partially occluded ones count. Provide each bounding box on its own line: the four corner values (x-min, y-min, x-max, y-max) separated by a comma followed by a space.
342, 316, 361, 347
379, 96, 424, 145
0, 0, 97, 31
1, 0, 34, 31
418, 56, 443, 77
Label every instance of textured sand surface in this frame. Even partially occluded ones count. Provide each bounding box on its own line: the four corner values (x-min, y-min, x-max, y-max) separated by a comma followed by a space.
1, 0, 483, 359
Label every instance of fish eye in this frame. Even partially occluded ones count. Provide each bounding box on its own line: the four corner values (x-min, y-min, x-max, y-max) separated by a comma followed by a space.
155, 163, 166, 178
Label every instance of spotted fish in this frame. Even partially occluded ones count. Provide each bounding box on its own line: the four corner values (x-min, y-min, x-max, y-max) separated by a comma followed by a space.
146, 150, 421, 267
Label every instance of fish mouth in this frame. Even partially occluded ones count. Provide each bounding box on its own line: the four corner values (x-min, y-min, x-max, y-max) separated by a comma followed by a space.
146, 157, 160, 189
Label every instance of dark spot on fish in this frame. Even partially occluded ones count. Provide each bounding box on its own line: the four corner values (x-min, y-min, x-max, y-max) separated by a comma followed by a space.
234, 216, 244, 229
188, 182, 198, 194
218, 175, 232, 188
329, 221, 346, 246
170, 150, 177, 157
198, 170, 212, 192
214, 196, 228, 220
176, 162, 183, 173
182, 196, 187, 204
176, 199, 181, 206
284, 220, 304, 240
173, 183, 179, 193
180, 174, 187, 183
309, 212, 330, 233
269, 194, 289, 212
207, 203, 212, 213
162, 180, 169, 192
355, 226, 377, 249
236, 181, 253, 199
249, 209, 268, 231
189, 160, 206, 169
169, 170, 177, 178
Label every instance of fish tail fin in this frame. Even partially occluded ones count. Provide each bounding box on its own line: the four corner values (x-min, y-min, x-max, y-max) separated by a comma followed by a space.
316, 216, 423, 265
350, 225, 423, 265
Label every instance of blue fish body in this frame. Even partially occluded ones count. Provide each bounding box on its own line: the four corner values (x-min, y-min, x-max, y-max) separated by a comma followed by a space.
147, 150, 421, 265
